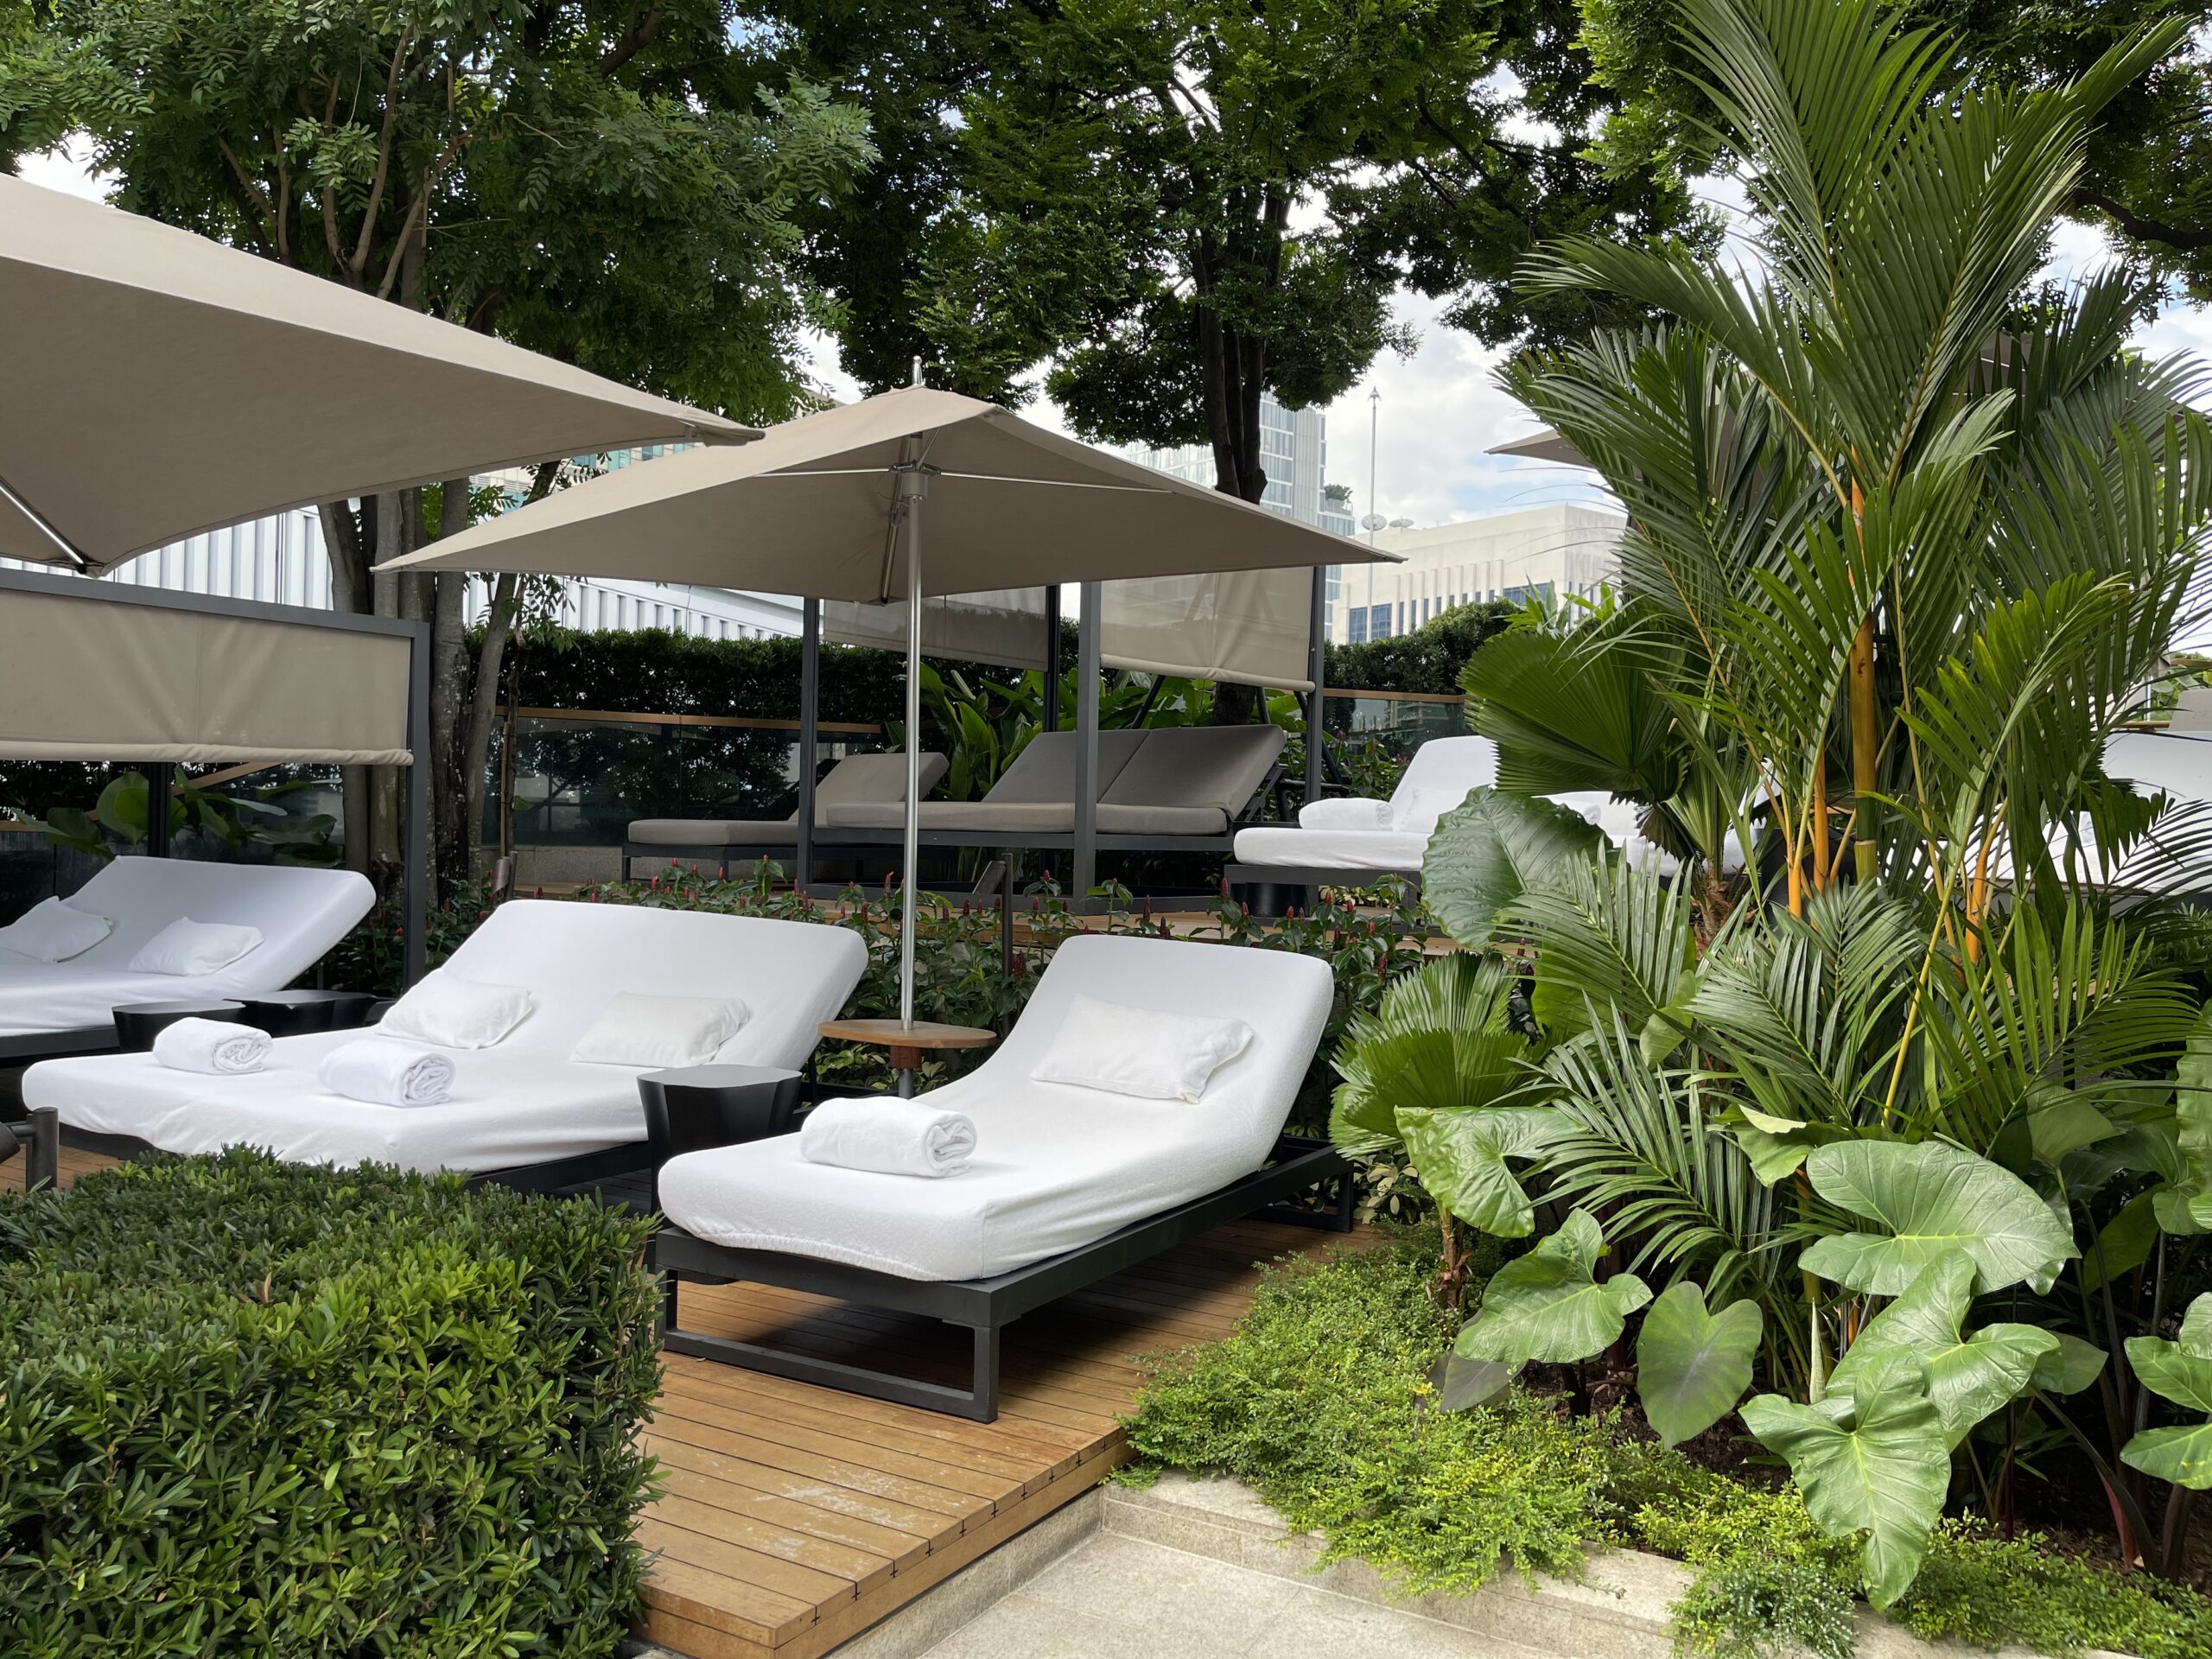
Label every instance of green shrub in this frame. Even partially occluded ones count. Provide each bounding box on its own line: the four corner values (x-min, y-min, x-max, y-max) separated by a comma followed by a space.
1128, 1228, 1619, 1592
1126, 1230, 2212, 1659
0, 1152, 661, 1658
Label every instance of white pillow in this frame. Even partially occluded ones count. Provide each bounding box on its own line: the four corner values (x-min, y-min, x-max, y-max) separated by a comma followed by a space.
378, 969, 535, 1050
1298, 796, 1392, 831
0, 895, 113, 963
1031, 995, 1255, 1103
571, 992, 747, 1069
1389, 785, 1472, 836
127, 916, 263, 976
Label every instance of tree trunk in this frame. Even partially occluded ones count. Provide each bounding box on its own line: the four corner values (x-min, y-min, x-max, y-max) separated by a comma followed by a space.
465, 572, 521, 867
428, 480, 474, 898
321, 498, 376, 876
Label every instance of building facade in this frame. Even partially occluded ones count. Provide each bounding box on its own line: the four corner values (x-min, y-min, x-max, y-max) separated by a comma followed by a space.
1332, 504, 1626, 644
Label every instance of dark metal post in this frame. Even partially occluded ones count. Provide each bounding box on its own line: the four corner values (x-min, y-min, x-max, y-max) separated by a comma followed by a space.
403, 620, 430, 988
145, 763, 173, 856
1306, 565, 1327, 807
1073, 582, 1102, 908
1042, 585, 1061, 732
797, 597, 820, 891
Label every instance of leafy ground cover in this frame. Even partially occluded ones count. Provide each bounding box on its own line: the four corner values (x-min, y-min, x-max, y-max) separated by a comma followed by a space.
1125, 1230, 2212, 1659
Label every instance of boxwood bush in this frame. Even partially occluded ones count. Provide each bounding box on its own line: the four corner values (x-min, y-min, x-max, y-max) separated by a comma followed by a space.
0, 1152, 661, 1658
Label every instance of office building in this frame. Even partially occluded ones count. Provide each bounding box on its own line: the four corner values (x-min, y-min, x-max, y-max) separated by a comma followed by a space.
1332, 504, 1626, 644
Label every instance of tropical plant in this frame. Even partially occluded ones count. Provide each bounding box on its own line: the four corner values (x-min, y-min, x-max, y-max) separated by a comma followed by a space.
10, 768, 340, 866
1330, 0, 2212, 1608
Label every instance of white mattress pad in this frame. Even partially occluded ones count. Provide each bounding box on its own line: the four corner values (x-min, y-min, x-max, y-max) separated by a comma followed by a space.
657, 933, 1334, 1281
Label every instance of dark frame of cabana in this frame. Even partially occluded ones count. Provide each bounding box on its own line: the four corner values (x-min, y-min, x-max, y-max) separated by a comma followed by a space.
0, 568, 430, 1184
740, 571, 1332, 906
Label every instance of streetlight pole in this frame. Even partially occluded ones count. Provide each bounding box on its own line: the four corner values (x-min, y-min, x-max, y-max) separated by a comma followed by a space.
1359, 387, 1384, 635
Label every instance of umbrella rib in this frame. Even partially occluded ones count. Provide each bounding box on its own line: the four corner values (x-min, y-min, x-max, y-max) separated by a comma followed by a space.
0, 467, 92, 570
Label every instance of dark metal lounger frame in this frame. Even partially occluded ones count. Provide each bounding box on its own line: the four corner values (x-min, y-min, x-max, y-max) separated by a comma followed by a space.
652, 1133, 1352, 1422
1224, 861, 1424, 915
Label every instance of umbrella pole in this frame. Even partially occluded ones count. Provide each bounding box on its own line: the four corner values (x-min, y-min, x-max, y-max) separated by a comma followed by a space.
897, 467, 928, 1054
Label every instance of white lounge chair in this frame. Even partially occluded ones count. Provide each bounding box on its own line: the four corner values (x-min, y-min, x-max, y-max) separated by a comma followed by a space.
652, 932, 1350, 1420
1230, 734, 1501, 880
0, 857, 374, 1056
622, 751, 949, 878
22, 899, 867, 1186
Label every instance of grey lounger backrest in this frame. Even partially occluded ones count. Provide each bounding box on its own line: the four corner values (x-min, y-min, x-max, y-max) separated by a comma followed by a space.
1103, 725, 1285, 818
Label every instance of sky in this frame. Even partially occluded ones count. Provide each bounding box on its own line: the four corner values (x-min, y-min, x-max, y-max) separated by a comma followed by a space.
22, 137, 2210, 536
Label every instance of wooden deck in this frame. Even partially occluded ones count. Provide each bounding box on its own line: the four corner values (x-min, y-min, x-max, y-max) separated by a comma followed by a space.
4, 1140, 1355, 1659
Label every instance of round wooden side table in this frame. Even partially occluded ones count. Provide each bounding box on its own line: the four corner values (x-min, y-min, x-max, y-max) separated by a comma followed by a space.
817, 1019, 997, 1097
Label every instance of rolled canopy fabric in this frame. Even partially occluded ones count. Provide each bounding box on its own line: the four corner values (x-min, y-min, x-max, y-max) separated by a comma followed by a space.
1, 174, 756, 573
0, 584, 411, 764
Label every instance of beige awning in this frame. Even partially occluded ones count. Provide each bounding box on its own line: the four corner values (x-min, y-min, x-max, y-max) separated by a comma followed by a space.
380, 385, 1389, 596
1, 174, 758, 574
829, 570, 1321, 690
1488, 428, 1592, 467
0, 580, 412, 765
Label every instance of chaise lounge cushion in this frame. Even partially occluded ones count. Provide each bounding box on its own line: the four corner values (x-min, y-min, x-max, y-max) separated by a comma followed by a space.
0, 858, 373, 1038
655, 933, 1332, 1281
628, 752, 948, 847
25, 899, 868, 1169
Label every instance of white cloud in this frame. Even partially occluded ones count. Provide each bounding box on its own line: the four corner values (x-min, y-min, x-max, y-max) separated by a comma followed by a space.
13, 136, 113, 200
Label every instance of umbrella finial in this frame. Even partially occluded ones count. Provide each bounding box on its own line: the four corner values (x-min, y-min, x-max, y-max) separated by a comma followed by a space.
911, 356, 925, 388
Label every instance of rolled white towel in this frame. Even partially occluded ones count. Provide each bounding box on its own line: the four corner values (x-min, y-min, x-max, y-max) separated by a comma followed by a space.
799, 1097, 976, 1179
317, 1038, 455, 1107
151, 1016, 270, 1076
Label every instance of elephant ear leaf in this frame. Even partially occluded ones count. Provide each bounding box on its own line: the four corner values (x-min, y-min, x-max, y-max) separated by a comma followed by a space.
1637, 1282, 1762, 1446
1422, 787, 1605, 950
1797, 1139, 2077, 1295
1456, 1208, 1651, 1364
1739, 1347, 1950, 1607
1826, 1252, 2055, 1446
2121, 1299, 2212, 1489
1397, 1103, 1558, 1238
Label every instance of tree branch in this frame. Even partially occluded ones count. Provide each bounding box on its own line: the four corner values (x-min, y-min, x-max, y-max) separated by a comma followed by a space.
2073, 188, 2212, 255
599, 2, 669, 76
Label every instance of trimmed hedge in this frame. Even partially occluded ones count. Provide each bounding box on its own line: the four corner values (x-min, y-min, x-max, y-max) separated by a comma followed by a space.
0, 1153, 661, 1658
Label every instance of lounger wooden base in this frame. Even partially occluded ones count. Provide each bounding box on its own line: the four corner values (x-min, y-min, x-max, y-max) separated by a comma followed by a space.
15, 1108, 655, 1202
653, 1134, 1352, 1422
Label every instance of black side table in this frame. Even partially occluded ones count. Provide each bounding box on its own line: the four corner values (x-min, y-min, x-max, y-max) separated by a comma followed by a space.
639, 1065, 804, 1167
235, 989, 379, 1038
112, 1000, 246, 1052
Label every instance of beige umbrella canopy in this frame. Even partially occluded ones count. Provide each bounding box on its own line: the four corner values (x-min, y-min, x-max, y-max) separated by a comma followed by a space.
378, 385, 1372, 596
1489, 427, 1592, 467
385, 383, 1392, 1037
0, 174, 758, 573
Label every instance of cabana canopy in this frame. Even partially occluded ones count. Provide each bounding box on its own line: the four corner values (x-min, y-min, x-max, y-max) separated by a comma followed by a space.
0, 175, 758, 574
825, 568, 1324, 692
0, 568, 430, 980
0, 573, 415, 766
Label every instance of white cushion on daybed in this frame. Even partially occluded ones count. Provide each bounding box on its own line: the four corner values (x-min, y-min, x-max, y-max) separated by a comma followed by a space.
378, 968, 535, 1049
128, 916, 264, 976
1234, 735, 1501, 869
24, 899, 868, 1171
0, 895, 112, 963
0, 858, 373, 1038
654, 933, 1333, 1282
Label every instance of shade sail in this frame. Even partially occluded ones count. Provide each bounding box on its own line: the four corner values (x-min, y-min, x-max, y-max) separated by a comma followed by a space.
828, 570, 1319, 690
0, 579, 413, 765
823, 589, 1052, 671
1, 174, 757, 574
380, 386, 1387, 595
1103, 568, 1316, 692
1488, 428, 1592, 467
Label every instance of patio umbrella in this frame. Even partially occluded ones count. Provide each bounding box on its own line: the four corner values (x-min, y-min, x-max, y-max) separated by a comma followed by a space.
1, 174, 757, 573
381, 383, 1391, 1034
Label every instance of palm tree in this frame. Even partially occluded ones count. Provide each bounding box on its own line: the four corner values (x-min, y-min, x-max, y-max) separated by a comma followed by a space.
1484, 0, 2209, 924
